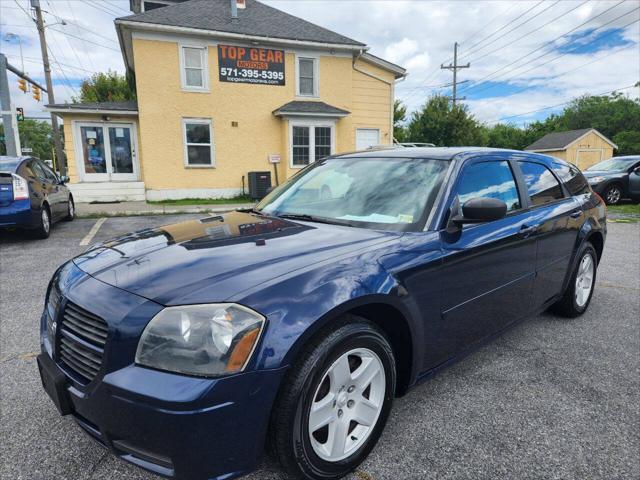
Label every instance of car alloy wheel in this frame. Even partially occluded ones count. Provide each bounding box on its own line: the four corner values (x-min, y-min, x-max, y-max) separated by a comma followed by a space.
605, 185, 621, 204
308, 348, 385, 462
574, 252, 595, 307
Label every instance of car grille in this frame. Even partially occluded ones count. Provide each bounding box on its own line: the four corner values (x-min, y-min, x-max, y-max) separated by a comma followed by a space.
58, 300, 108, 382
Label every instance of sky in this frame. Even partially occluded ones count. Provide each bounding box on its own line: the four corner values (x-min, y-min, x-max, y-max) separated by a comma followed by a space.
0, 0, 638, 127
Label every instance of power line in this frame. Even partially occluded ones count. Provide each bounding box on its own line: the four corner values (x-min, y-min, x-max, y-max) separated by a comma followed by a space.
46, 0, 90, 78
47, 27, 121, 52
487, 84, 639, 124
402, 1, 553, 103
66, 0, 97, 72
461, 10, 639, 98
464, 0, 589, 66
459, 1, 630, 95
473, 44, 638, 106
459, 0, 563, 62
4, 54, 97, 74
441, 42, 470, 105
459, 0, 547, 58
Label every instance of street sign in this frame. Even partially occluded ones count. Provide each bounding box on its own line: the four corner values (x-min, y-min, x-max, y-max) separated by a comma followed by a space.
21, 147, 33, 153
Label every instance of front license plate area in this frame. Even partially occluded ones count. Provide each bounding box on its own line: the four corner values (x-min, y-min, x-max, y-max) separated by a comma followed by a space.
37, 353, 73, 416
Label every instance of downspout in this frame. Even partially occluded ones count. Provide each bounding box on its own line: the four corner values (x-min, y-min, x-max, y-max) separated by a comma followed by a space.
353, 50, 406, 145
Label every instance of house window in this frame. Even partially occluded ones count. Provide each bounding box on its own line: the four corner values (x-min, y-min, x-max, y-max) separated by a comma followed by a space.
291, 124, 333, 167
297, 56, 318, 96
142, 1, 172, 11
181, 46, 208, 90
183, 119, 214, 167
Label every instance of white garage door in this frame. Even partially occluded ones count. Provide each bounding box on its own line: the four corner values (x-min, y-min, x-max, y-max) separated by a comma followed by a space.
356, 129, 380, 150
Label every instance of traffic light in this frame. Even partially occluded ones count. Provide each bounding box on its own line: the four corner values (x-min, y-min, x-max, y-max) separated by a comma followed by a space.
18, 78, 27, 93
16, 108, 24, 122
32, 86, 41, 102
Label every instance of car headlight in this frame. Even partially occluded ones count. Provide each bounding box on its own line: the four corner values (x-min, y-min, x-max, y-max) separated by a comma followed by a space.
588, 176, 606, 184
135, 303, 265, 376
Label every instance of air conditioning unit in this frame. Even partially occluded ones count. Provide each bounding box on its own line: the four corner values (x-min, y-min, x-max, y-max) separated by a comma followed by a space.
247, 171, 272, 200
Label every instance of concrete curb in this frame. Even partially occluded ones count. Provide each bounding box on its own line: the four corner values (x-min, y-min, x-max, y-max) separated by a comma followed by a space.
76, 203, 256, 218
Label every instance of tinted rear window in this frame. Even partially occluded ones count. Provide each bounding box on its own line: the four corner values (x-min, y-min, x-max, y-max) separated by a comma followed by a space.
518, 161, 564, 206
0, 158, 21, 172
554, 164, 590, 196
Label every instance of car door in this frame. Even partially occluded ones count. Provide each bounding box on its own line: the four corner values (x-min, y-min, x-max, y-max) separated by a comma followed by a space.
27, 159, 50, 210
516, 159, 583, 309
628, 161, 640, 199
36, 160, 66, 219
425, 156, 538, 366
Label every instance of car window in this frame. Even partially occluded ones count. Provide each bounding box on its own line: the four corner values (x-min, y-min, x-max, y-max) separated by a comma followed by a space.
518, 161, 564, 206
21, 161, 37, 178
554, 164, 590, 196
455, 160, 521, 212
30, 160, 48, 181
38, 161, 59, 183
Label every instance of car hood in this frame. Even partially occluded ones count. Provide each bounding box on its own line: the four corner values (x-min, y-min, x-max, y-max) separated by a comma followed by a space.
73, 211, 396, 305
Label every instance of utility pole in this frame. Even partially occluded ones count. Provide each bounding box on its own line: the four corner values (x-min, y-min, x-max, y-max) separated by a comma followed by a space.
441, 42, 470, 106
31, 0, 66, 175
0, 54, 21, 156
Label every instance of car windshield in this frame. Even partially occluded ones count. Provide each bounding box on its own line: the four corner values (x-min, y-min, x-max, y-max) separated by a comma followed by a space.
586, 157, 638, 172
257, 156, 449, 231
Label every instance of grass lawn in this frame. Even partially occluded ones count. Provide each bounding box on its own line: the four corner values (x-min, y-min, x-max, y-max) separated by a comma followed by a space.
147, 196, 254, 206
608, 203, 640, 215
607, 202, 640, 223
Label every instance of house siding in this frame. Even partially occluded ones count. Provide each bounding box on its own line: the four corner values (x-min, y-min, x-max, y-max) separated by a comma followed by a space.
132, 37, 396, 197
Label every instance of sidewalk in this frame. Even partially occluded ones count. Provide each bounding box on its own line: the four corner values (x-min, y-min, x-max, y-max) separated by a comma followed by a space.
76, 201, 256, 218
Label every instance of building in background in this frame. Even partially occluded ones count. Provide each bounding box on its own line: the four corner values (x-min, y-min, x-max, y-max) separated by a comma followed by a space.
525, 128, 617, 170
48, 0, 405, 202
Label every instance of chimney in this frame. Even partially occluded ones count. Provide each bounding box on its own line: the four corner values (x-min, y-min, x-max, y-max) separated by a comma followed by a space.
231, 0, 246, 19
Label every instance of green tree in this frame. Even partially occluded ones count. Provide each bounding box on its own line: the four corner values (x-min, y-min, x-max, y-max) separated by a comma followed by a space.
613, 130, 640, 155
73, 70, 136, 103
556, 91, 640, 141
0, 119, 54, 160
485, 123, 528, 150
393, 99, 408, 142
407, 95, 485, 146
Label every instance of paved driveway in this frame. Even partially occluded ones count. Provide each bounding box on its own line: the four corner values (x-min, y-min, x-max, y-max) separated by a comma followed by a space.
1, 216, 638, 480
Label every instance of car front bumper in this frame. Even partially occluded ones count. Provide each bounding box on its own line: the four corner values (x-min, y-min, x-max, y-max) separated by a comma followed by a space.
39, 262, 287, 480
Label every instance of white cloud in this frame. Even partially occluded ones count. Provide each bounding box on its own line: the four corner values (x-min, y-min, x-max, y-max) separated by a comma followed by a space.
0, 0, 638, 126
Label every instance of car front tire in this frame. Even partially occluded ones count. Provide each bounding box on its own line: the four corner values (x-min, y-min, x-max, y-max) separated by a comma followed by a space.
603, 184, 623, 205
270, 317, 396, 480
551, 243, 597, 318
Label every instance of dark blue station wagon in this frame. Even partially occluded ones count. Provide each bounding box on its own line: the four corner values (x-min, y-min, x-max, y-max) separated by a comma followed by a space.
38, 148, 606, 480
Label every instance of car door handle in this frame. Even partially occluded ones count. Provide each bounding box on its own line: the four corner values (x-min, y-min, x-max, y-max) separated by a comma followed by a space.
570, 210, 582, 219
520, 224, 538, 237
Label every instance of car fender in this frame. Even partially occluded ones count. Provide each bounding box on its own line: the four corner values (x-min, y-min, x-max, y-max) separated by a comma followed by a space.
562, 212, 605, 292
236, 253, 423, 384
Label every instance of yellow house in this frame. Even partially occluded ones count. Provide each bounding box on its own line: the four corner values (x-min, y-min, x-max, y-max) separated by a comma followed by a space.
525, 128, 617, 170
47, 0, 406, 202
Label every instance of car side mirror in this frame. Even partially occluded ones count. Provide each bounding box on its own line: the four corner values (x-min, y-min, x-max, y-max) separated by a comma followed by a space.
453, 197, 508, 225
633, 166, 640, 175
59, 175, 70, 184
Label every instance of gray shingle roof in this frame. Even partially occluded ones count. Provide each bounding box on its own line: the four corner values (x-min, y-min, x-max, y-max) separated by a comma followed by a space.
46, 101, 138, 112
273, 101, 350, 117
525, 128, 595, 151
119, 0, 366, 47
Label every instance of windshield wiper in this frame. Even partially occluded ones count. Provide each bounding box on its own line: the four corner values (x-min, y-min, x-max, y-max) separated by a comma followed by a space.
237, 207, 265, 216
276, 213, 350, 226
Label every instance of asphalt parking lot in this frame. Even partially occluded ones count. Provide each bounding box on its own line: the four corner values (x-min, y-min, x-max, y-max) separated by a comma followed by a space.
1, 215, 638, 480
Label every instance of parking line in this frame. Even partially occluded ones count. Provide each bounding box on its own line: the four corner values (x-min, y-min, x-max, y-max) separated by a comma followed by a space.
80, 217, 107, 246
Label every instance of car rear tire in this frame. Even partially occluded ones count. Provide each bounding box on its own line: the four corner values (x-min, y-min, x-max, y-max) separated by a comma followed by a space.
33, 206, 51, 239
603, 184, 622, 205
65, 197, 75, 221
551, 243, 597, 318
270, 317, 396, 480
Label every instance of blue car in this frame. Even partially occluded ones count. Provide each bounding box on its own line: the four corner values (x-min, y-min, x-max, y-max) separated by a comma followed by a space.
0, 156, 75, 238
38, 148, 606, 480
